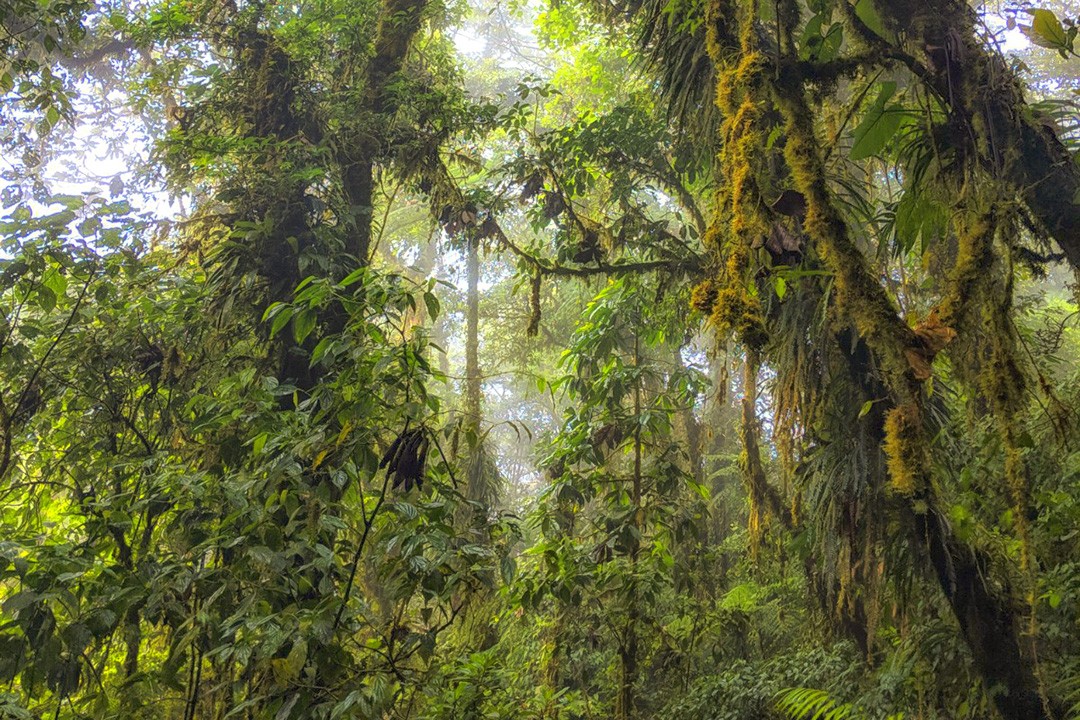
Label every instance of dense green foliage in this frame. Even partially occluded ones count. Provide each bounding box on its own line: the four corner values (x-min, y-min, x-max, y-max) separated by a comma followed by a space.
3, 0, 1080, 718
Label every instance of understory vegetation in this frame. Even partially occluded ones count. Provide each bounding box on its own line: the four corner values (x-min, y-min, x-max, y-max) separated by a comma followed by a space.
2, 0, 1080, 718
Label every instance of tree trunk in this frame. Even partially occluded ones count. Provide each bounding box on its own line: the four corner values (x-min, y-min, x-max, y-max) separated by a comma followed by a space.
337, 0, 429, 264
917, 508, 1061, 719
618, 331, 643, 720
861, 0, 1080, 270
464, 236, 481, 438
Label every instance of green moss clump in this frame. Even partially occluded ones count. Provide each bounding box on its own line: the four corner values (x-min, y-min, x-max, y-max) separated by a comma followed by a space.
690, 279, 719, 314
708, 286, 768, 351
883, 403, 927, 496
698, 0, 771, 353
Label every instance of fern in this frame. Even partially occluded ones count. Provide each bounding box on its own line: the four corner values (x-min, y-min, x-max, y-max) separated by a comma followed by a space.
776, 687, 854, 720
776, 687, 904, 720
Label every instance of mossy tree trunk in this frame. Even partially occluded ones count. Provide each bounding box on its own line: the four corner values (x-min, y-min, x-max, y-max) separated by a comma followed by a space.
857, 0, 1080, 270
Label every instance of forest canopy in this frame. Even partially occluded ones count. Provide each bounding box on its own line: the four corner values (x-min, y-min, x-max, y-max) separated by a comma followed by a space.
2, 0, 1080, 718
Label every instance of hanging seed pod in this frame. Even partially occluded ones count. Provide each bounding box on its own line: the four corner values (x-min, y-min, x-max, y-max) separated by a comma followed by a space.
380, 427, 430, 492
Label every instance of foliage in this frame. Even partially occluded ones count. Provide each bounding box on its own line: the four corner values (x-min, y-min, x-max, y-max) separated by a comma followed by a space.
3, 0, 1080, 719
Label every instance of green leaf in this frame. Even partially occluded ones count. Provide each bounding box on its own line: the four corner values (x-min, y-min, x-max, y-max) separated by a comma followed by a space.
36, 285, 56, 311
48, 194, 83, 210
818, 23, 843, 63
292, 309, 316, 344
2, 590, 39, 614
688, 480, 710, 501
275, 694, 299, 720
285, 639, 307, 679
338, 267, 366, 288
850, 82, 905, 161
423, 290, 440, 320
42, 267, 67, 299
268, 305, 293, 338
500, 556, 516, 584
774, 275, 787, 299
77, 217, 100, 237
854, 0, 888, 39
858, 400, 874, 418
310, 336, 333, 365
1025, 9, 1070, 51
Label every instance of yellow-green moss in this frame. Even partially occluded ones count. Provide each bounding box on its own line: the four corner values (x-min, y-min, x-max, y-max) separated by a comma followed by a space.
707, 286, 768, 350
936, 208, 996, 331
775, 85, 925, 396
690, 279, 719, 314
694, 0, 771, 353
883, 403, 928, 496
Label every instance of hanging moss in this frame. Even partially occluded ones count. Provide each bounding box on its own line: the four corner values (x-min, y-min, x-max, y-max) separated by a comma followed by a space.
690, 278, 719, 314
526, 272, 542, 337
694, 0, 771, 352
935, 207, 996, 332
776, 75, 958, 391
982, 285, 1034, 574
937, 204, 1035, 571
882, 403, 926, 496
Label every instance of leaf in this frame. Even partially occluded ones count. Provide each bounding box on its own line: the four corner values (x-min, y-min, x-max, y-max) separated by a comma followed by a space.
903, 347, 933, 380
285, 639, 307, 678
817, 23, 843, 63
310, 336, 334, 365
48, 194, 83, 210
262, 301, 285, 322
42, 267, 67, 299
850, 83, 905, 161
1025, 9, 1070, 51
775, 275, 787, 299
423, 290, 440, 320
77, 217, 101, 237
36, 285, 56, 311
2, 590, 39, 614
292, 309, 316, 344
269, 306, 293, 338
858, 400, 874, 418
275, 693, 299, 720
854, 0, 888, 38
500, 556, 516, 584
336, 266, 367, 289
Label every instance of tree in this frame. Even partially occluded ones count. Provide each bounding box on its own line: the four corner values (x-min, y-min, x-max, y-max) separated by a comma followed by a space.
4, 0, 1080, 718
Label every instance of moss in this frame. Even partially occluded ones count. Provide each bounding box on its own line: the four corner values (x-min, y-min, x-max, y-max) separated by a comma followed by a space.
695, 0, 771, 352
775, 83, 926, 397
702, 223, 724, 253
936, 208, 996, 331
708, 286, 768, 350
883, 403, 927, 496
690, 279, 719, 314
